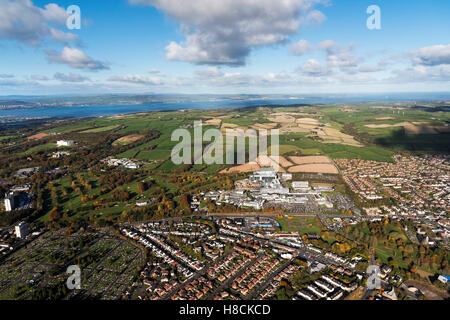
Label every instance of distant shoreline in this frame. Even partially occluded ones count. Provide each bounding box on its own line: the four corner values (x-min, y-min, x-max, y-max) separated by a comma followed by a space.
0, 98, 449, 132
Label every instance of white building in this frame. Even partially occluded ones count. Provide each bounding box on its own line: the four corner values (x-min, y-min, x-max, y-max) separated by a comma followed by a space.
4, 193, 14, 212
437, 275, 449, 284
15, 222, 30, 239
125, 163, 140, 169
57, 140, 75, 147
292, 181, 310, 191
52, 151, 71, 158
136, 201, 150, 207
252, 168, 278, 182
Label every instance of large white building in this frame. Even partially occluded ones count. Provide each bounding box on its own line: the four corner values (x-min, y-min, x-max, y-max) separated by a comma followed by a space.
252, 168, 278, 182
4, 193, 14, 212
292, 181, 310, 191
57, 140, 75, 147
15, 222, 30, 239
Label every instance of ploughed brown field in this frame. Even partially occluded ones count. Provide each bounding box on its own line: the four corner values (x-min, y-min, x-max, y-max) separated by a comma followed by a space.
27, 133, 49, 140
220, 155, 339, 175
251, 123, 279, 130
112, 134, 145, 145
220, 162, 261, 174
270, 155, 293, 168
267, 115, 296, 124
203, 119, 222, 126
288, 163, 339, 174
289, 155, 333, 165
295, 118, 320, 125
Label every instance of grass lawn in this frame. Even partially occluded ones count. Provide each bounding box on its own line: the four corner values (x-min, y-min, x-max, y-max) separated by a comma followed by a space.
270, 144, 302, 155
299, 148, 323, 155
375, 245, 408, 269
0, 135, 15, 141
21, 142, 58, 155
276, 217, 323, 234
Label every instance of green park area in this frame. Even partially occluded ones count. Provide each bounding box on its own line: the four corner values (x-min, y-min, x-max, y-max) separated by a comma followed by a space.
276, 217, 323, 235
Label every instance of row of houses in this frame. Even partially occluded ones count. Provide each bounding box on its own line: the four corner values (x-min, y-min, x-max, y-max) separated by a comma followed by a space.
296, 274, 358, 300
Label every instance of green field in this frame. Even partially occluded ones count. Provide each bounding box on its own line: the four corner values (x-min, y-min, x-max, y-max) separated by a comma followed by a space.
0, 135, 15, 141
21, 142, 58, 155
276, 217, 323, 234
12, 104, 447, 166
2, 103, 449, 227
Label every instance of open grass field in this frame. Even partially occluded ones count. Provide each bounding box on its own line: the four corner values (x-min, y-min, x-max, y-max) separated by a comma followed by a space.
220, 162, 261, 174
289, 156, 333, 165
0, 135, 15, 141
278, 132, 395, 162
269, 144, 303, 155
26, 133, 48, 140
21, 142, 58, 155
8, 105, 428, 184
288, 163, 339, 174
4, 104, 447, 187
276, 217, 323, 234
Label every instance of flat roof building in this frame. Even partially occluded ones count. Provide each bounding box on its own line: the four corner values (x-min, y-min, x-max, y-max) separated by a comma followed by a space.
57, 140, 75, 147
15, 222, 29, 239
4, 193, 14, 212
292, 181, 310, 191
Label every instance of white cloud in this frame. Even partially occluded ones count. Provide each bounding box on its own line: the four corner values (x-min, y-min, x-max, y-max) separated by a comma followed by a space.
148, 69, 164, 75
333, 72, 375, 84
30, 75, 49, 81
304, 10, 326, 25
358, 64, 386, 73
297, 59, 331, 76
0, 0, 76, 46
109, 74, 163, 85
193, 67, 294, 87
291, 40, 360, 70
320, 42, 359, 69
382, 45, 450, 83
50, 29, 79, 42
327, 51, 359, 69
46, 47, 109, 71
411, 44, 450, 66
130, 0, 326, 66
290, 39, 315, 56
259, 72, 293, 85
293, 40, 361, 73
0, 77, 37, 87
195, 67, 223, 79
317, 39, 337, 51
54, 72, 90, 83
388, 64, 450, 83
39, 3, 69, 24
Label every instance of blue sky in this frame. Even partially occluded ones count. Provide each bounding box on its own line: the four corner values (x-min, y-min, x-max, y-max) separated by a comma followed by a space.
0, 0, 449, 95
